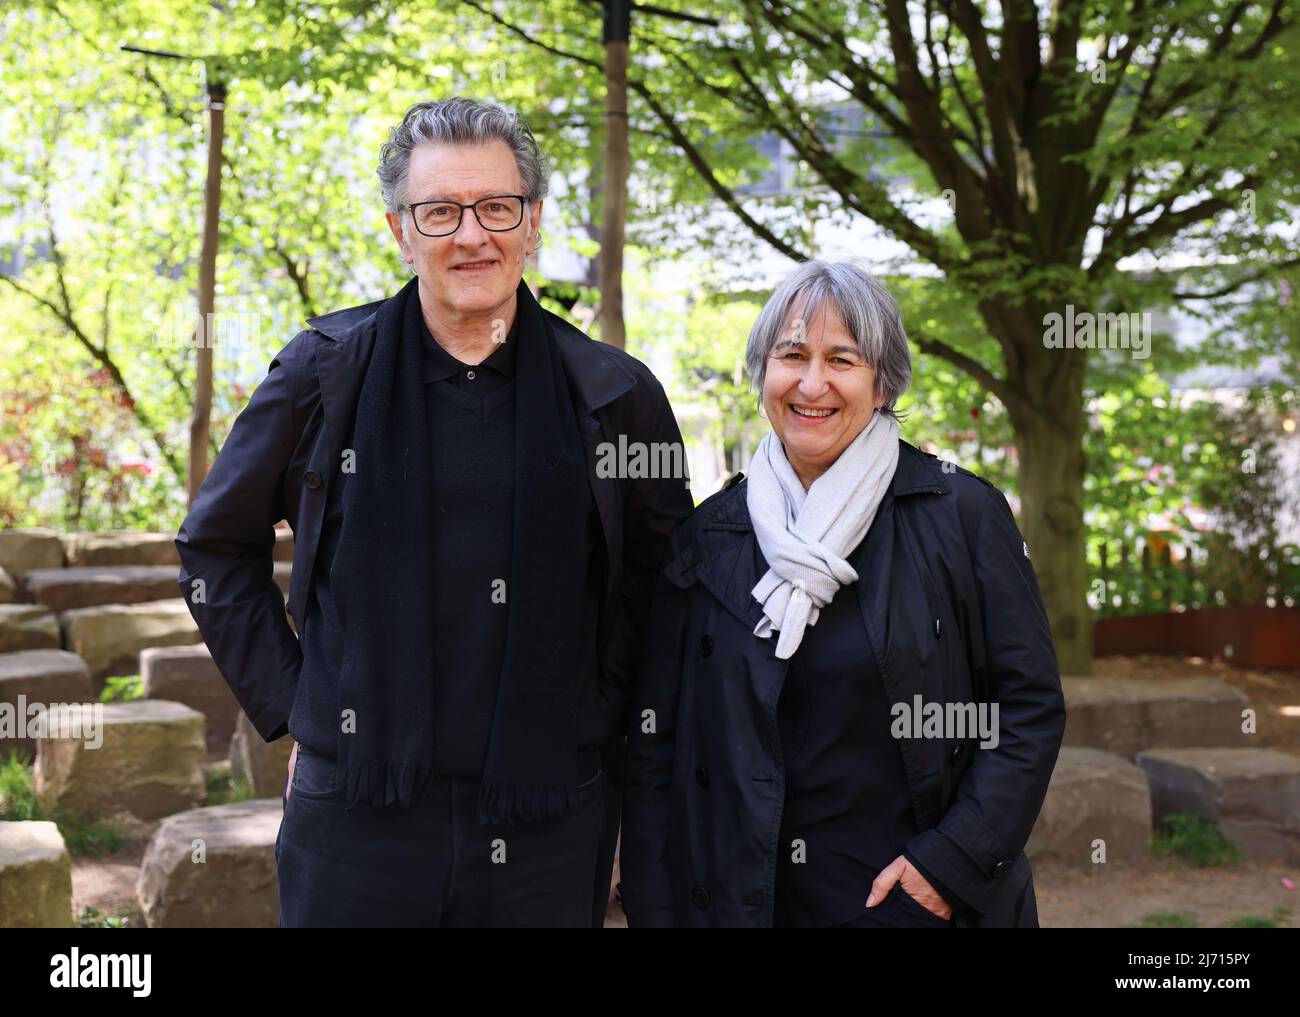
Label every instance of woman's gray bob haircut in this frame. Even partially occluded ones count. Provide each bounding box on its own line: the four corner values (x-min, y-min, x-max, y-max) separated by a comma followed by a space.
377, 97, 551, 213
745, 260, 912, 421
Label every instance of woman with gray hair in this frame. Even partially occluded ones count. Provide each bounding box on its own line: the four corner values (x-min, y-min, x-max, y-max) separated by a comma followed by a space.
619, 260, 1065, 928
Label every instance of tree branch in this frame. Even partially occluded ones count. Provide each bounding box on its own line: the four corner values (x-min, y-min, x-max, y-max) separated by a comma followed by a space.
0, 269, 186, 484
725, 53, 957, 271
881, 0, 995, 239
459, 0, 809, 262
942, 0, 1025, 196
1171, 257, 1300, 300
910, 325, 1020, 413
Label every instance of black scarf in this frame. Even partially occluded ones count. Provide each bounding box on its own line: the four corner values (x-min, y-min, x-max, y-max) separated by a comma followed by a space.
330, 276, 592, 825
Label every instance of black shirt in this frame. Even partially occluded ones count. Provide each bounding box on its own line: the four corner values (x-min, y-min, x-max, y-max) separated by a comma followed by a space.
422, 308, 517, 774
772, 539, 966, 926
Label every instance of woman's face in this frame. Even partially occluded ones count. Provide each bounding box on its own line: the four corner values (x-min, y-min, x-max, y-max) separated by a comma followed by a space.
761, 300, 884, 488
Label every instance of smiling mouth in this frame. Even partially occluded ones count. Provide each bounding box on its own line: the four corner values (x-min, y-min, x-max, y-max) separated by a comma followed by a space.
452, 260, 496, 271
790, 405, 838, 418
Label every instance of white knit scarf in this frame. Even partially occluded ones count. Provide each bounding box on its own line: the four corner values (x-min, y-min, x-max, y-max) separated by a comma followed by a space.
747, 411, 900, 659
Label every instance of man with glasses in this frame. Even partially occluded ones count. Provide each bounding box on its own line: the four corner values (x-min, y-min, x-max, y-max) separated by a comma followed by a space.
176, 97, 693, 927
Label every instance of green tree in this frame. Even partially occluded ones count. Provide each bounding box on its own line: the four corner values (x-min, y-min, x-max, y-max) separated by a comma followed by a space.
451, 0, 1300, 672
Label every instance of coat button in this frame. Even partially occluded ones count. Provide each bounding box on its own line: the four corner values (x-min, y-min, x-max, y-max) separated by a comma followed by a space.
304, 470, 321, 490
695, 766, 709, 788
699, 635, 714, 657
992, 859, 1010, 875
690, 885, 711, 909
951, 745, 962, 761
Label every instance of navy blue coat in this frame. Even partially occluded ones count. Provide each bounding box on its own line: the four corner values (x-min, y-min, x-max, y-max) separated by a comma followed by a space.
620, 440, 1066, 927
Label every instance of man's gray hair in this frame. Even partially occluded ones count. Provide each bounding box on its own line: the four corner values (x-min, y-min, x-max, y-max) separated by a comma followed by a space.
744, 260, 912, 421
377, 97, 551, 213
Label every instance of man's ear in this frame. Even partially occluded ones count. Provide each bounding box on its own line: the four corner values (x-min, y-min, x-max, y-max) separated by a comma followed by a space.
385, 210, 411, 263
528, 198, 544, 244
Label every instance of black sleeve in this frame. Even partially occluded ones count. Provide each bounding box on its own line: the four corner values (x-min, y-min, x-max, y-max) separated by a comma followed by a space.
620, 558, 690, 927
902, 483, 1067, 917
174, 333, 310, 742
902, 847, 973, 915
593, 370, 694, 741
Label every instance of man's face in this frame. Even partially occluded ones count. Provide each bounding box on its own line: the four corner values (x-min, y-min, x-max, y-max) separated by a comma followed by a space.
385, 140, 541, 321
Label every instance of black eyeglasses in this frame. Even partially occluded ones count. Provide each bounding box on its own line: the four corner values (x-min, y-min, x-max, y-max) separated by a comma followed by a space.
405, 194, 528, 237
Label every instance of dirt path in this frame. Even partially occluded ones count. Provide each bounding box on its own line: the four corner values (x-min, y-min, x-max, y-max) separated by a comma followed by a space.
71, 848, 146, 926
1035, 858, 1297, 928
1035, 653, 1300, 928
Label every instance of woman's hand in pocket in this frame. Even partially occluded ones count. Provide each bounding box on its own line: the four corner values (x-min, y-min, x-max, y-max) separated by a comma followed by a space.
866, 855, 952, 920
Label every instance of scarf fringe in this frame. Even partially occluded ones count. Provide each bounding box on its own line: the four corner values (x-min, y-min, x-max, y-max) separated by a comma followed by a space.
340, 758, 438, 810
477, 779, 580, 828
338, 760, 583, 828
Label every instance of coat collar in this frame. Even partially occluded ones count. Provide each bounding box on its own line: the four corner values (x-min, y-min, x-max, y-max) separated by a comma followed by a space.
305, 280, 636, 432
671, 438, 948, 636
700, 438, 950, 534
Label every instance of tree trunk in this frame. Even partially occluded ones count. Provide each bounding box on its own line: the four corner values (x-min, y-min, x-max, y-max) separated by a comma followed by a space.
598, 38, 628, 349
189, 82, 224, 505
1011, 354, 1092, 676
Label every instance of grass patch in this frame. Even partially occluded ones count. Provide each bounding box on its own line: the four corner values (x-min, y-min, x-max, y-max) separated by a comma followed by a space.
1227, 907, 1292, 928
0, 750, 125, 856
1128, 911, 1199, 928
204, 763, 256, 806
56, 809, 125, 856
1151, 814, 1242, 867
0, 749, 41, 820
75, 905, 132, 929
100, 675, 143, 703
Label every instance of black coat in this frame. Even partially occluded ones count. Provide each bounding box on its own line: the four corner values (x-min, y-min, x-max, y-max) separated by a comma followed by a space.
175, 288, 693, 926
620, 440, 1067, 928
